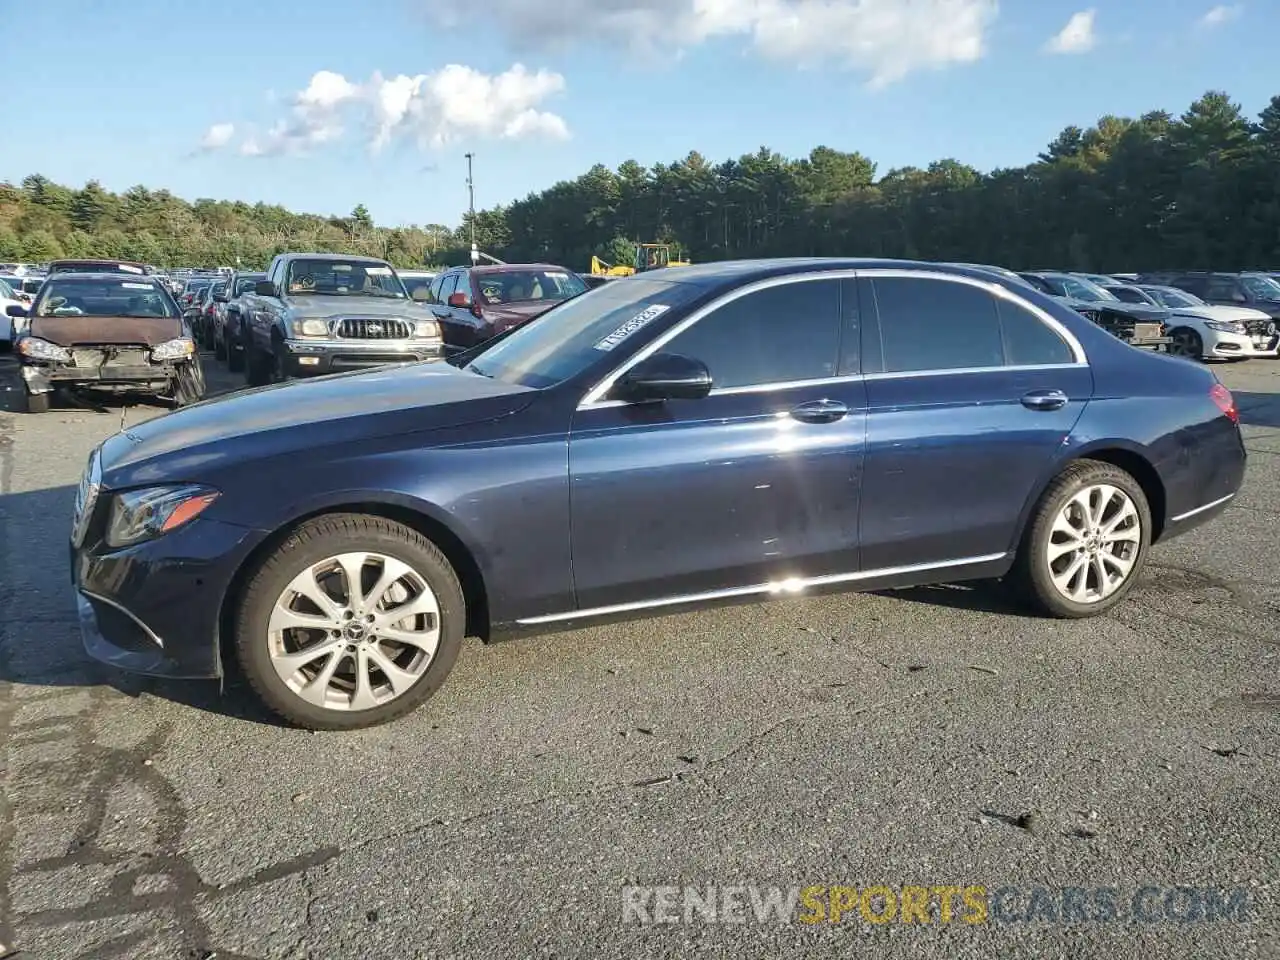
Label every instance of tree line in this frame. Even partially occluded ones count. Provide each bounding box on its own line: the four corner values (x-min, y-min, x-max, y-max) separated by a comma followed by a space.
3, 90, 1278, 273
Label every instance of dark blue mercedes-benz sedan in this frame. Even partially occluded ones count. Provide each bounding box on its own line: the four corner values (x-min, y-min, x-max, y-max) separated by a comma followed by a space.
69, 258, 1246, 729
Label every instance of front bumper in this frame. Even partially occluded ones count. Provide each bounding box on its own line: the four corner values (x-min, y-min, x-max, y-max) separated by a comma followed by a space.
282, 338, 445, 376
72, 516, 260, 679
1205, 331, 1280, 358
21, 361, 180, 395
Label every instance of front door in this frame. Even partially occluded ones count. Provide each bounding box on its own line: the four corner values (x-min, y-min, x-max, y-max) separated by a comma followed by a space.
857, 272, 1094, 570
567, 275, 867, 610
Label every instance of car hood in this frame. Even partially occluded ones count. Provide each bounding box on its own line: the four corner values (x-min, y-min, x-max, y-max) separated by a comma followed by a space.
98, 360, 537, 486
29, 315, 184, 347
1168, 305, 1273, 324
285, 295, 434, 319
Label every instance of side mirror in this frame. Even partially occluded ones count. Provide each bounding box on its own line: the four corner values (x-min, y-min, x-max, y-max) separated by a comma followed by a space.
254, 280, 277, 297
612, 352, 712, 403
5, 304, 28, 318
447, 292, 469, 308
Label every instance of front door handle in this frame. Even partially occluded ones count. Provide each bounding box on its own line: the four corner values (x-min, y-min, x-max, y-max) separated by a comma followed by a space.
1021, 389, 1068, 411
789, 398, 849, 423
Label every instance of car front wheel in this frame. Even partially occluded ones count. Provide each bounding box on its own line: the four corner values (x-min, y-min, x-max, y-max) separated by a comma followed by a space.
234, 514, 465, 730
1011, 459, 1151, 618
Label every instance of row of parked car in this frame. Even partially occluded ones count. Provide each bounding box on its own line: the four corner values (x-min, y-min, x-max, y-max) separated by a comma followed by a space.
952, 265, 1280, 361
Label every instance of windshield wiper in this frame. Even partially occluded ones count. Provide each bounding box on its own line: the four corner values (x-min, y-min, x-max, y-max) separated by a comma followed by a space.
464, 363, 493, 378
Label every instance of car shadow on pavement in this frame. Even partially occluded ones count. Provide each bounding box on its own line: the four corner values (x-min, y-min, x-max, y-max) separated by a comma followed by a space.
873, 579, 1027, 616
1233, 392, 1280, 428
0, 484, 290, 728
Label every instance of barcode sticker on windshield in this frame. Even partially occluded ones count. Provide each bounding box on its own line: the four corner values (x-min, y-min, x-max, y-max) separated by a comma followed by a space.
594, 304, 670, 351
121, 282, 153, 289
546, 271, 569, 279
365, 266, 391, 275
118, 265, 143, 273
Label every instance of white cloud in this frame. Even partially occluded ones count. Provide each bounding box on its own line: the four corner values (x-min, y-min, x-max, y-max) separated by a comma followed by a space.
198, 122, 235, 151
427, 0, 999, 87
1198, 4, 1241, 27
206, 64, 568, 157
1044, 9, 1097, 54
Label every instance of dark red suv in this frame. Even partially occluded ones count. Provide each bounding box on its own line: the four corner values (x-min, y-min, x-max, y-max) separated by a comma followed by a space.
422, 263, 587, 352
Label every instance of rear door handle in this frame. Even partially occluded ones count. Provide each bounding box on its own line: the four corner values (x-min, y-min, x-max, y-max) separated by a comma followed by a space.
789, 399, 849, 423
1021, 389, 1068, 411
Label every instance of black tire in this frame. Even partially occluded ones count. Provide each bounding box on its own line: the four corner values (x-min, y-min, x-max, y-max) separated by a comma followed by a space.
1010, 459, 1151, 618
245, 342, 272, 386
23, 387, 50, 414
270, 338, 290, 382
227, 336, 245, 373
1168, 327, 1204, 361
214, 331, 227, 361
170, 360, 206, 407
234, 514, 466, 730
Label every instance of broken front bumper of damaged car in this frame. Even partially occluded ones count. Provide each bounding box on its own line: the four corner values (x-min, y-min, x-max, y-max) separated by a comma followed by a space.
21, 360, 183, 394
1205, 331, 1280, 359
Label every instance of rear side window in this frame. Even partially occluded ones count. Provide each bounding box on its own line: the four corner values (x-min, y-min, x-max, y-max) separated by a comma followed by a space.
664, 278, 841, 389
995, 298, 1074, 366
1175, 276, 1209, 297
867, 277, 1005, 373
1205, 276, 1239, 300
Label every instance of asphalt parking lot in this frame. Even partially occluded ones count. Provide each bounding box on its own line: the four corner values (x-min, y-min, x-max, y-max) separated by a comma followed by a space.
0, 353, 1276, 959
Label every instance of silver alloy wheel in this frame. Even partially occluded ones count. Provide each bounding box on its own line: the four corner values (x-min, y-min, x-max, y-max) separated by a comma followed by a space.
267, 552, 441, 711
1045, 484, 1142, 604
1169, 329, 1202, 358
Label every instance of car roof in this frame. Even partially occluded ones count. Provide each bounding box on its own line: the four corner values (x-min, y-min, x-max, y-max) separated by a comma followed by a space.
283, 252, 390, 264
43, 272, 163, 283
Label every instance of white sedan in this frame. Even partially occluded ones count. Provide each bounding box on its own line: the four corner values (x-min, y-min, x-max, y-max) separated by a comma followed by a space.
0, 277, 27, 350
1106, 282, 1278, 360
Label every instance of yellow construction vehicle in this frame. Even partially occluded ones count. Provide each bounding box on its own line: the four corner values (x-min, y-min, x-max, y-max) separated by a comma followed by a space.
589, 242, 691, 279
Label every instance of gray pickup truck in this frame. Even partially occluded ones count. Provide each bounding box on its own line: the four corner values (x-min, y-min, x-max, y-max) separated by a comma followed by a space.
238, 252, 446, 385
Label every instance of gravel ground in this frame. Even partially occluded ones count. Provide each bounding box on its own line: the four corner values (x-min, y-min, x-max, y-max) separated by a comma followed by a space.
0, 352, 1276, 959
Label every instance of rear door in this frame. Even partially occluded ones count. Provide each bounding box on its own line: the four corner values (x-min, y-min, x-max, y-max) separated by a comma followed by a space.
567, 273, 868, 609
858, 271, 1094, 571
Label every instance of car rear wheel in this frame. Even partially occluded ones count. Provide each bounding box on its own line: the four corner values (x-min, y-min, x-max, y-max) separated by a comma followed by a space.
234, 514, 465, 730
1168, 327, 1204, 360
1011, 459, 1151, 618
227, 336, 245, 373
245, 342, 272, 386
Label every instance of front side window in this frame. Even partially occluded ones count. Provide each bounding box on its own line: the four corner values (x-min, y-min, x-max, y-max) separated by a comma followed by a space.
33, 279, 176, 318
285, 259, 408, 298
1241, 275, 1280, 299
662, 279, 841, 389
869, 277, 1005, 373
1058, 277, 1117, 302
235, 275, 264, 296
1107, 286, 1149, 304
1204, 277, 1239, 300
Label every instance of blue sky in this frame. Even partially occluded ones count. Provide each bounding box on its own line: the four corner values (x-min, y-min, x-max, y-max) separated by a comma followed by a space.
4, 0, 1272, 228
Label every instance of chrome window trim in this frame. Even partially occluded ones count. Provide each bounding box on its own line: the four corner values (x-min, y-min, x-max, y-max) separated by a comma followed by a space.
576, 268, 1089, 410
516, 551, 1009, 625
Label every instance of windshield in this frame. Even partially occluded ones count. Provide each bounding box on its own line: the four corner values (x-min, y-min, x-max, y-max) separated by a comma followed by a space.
1052, 276, 1119, 302
1242, 275, 1280, 299
33, 278, 177, 318
235, 275, 265, 295
476, 269, 587, 305
1146, 287, 1203, 308
465, 278, 702, 389
399, 274, 435, 299
285, 259, 407, 298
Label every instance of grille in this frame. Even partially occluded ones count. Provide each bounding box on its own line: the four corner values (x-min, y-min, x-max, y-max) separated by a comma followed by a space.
334, 318, 412, 340
1243, 318, 1275, 336
70, 347, 152, 367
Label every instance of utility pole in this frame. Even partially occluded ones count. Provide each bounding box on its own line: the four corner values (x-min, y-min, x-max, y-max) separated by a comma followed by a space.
465, 152, 478, 264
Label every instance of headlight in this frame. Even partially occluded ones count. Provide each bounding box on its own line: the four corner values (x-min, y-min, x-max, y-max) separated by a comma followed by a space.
17, 337, 71, 362
291, 318, 330, 337
151, 337, 196, 361
1205, 321, 1246, 334
105, 484, 220, 547
413, 319, 441, 339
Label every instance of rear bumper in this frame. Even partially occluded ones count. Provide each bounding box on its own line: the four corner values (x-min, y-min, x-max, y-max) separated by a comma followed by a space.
282, 338, 445, 376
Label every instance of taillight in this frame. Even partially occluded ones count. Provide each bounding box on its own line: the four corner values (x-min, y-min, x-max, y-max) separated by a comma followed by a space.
1210, 382, 1238, 423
